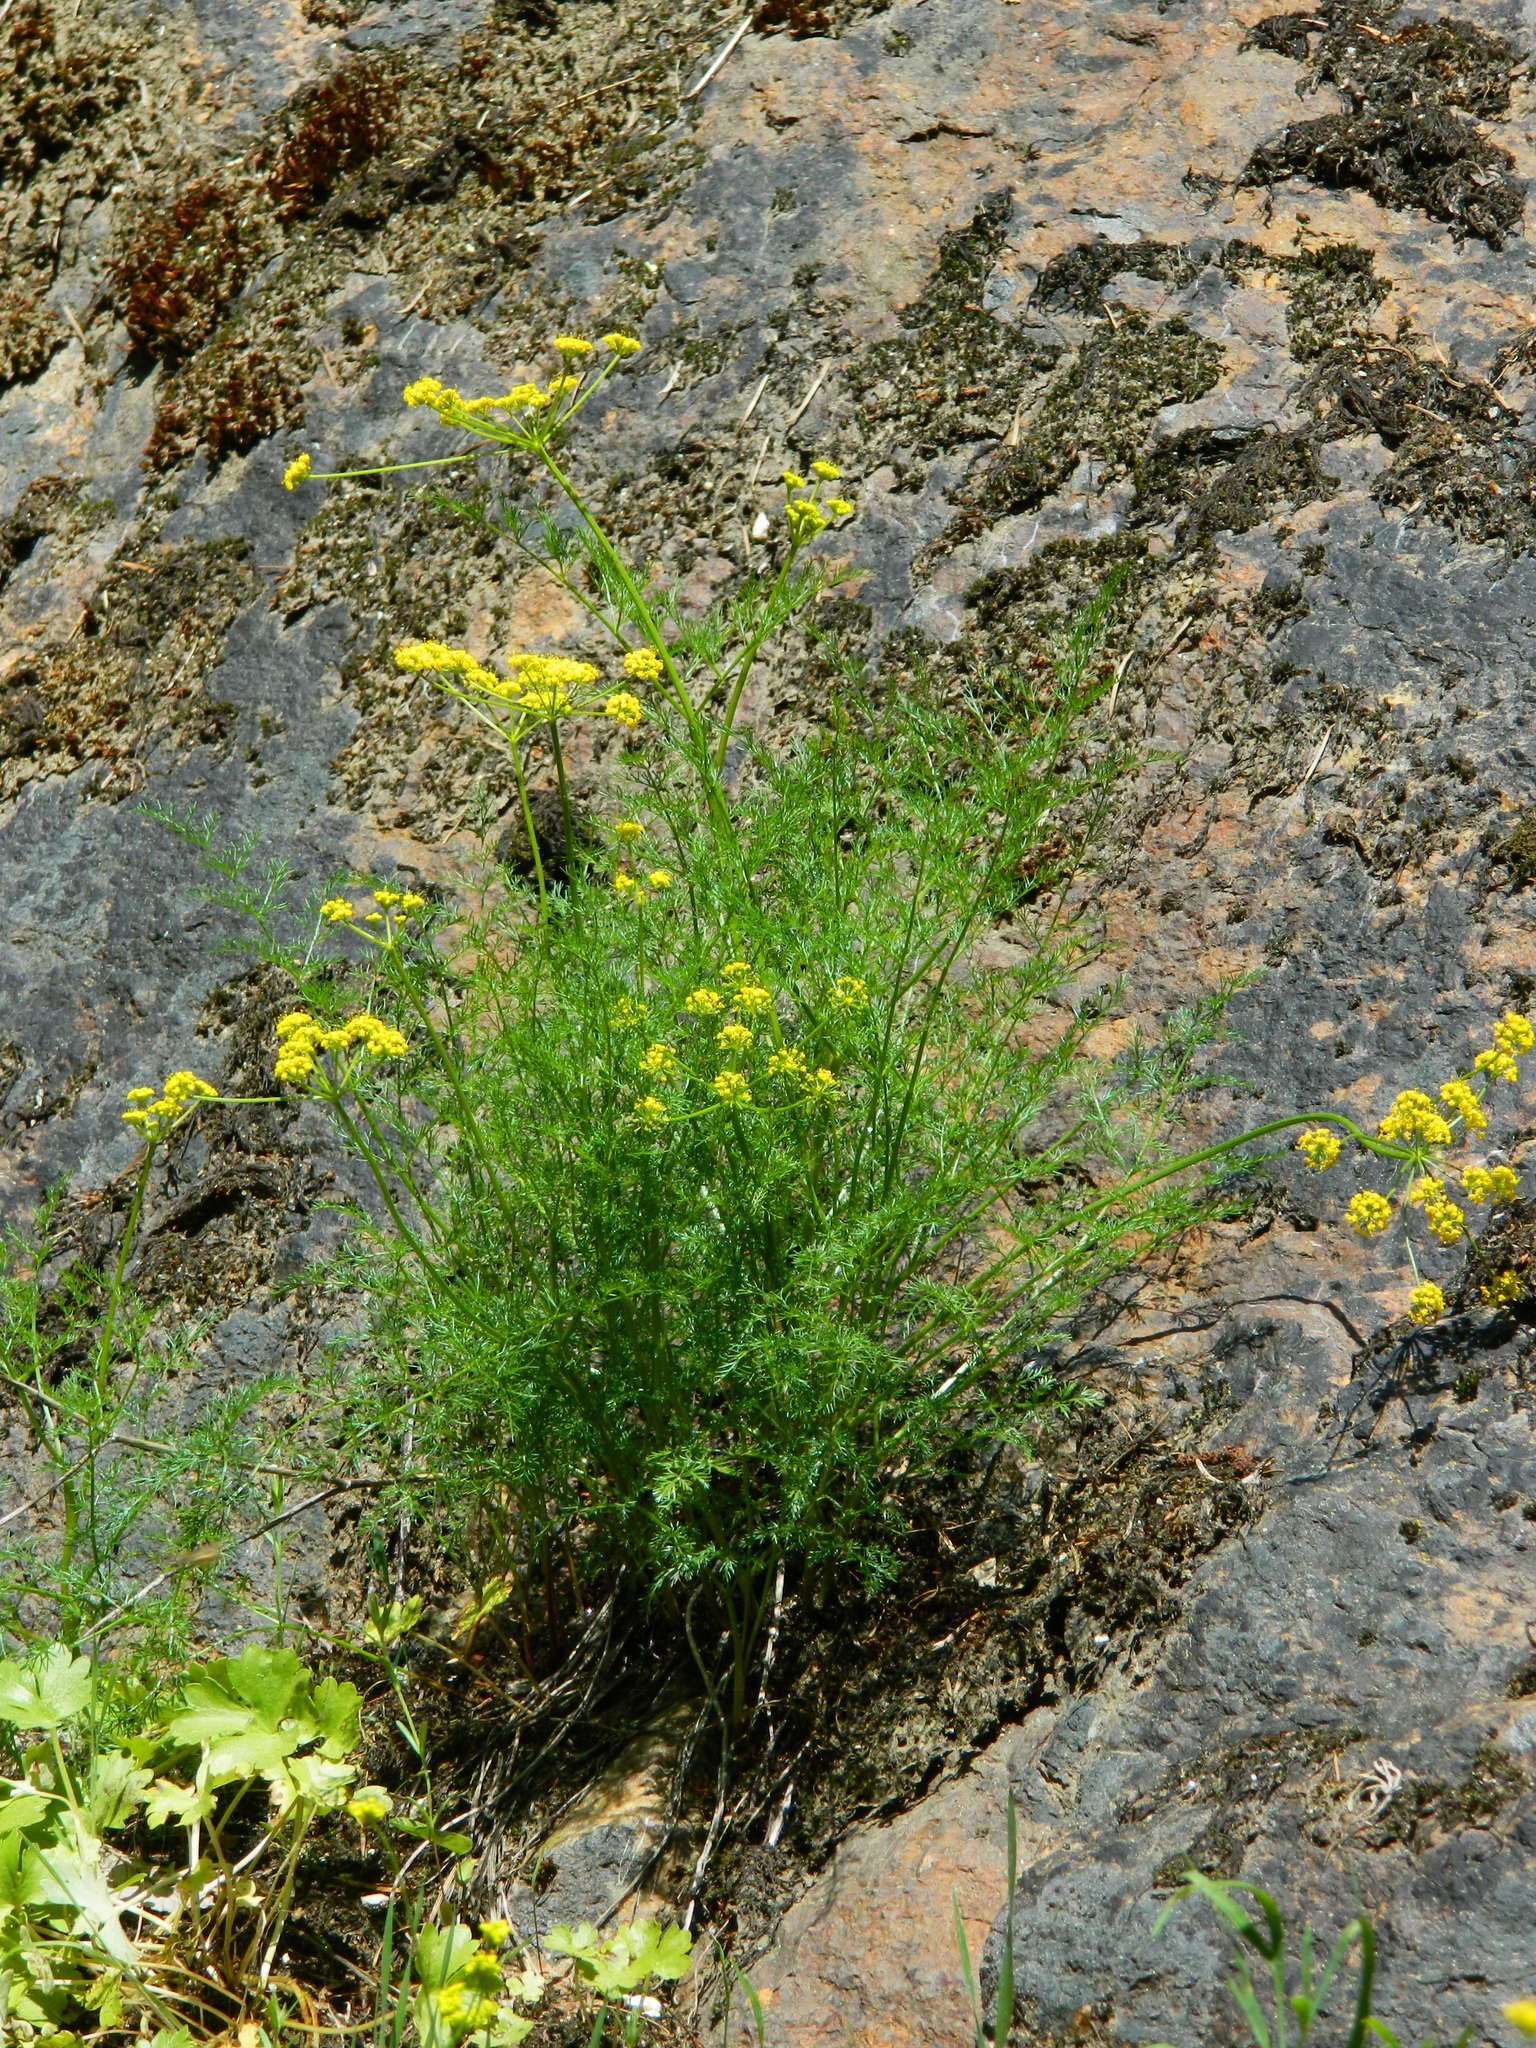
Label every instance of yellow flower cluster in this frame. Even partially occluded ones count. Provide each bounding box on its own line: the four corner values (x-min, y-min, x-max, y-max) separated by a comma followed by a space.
1296, 1127, 1341, 1171
394, 640, 646, 732
283, 453, 311, 490
1471, 1012, 1533, 1084
346, 1787, 392, 1825
321, 886, 427, 931
614, 867, 671, 906
430, 1948, 504, 2034
1482, 1270, 1524, 1308
393, 640, 502, 694
1463, 1164, 1519, 1204
1408, 1281, 1446, 1326
612, 996, 648, 1028
627, 963, 840, 1130
604, 690, 644, 728
781, 460, 855, 545
1346, 1190, 1393, 1236
1377, 1089, 1453, 1147
122, 1069, 219, 1140
273, 1010, 410, 1088
615, 819, 645, 843
828, 975, 870, 1013
1439, 1077, 1487, 1133
624, 647, 665, 682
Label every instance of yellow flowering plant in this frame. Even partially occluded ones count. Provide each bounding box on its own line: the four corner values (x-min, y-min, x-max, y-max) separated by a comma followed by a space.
203, 340, 1536, 1737
1286, 1009, 1531, 1324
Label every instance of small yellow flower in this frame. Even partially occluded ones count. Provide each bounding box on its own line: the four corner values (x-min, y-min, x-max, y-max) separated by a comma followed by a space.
124, 1087, 155, 1105
1346, 1191, 1393, 1237
829, 975, 870, 1012
1407, 1175, 1444, 1207
1408, 1281, 1446, 1326
502, 381, 551, 411
647, 870, 673, 890
786, 494, 831, 542
1295, 1128, 1341, 1171
615, 820, 645, 842
721, 961, 755, 984
684, 988, 726, 1018
1490, 1164, 1521, 1201
605, 691, 644, 729
547, 373, 581, 397
612, 997, 648, 1028
734, 984, 774, 1017
1423, 1197, 1465, 1245
1377, 1090, 1452, 1146
282, 452, 312, 490
717, 1022, 753, 1055
373, 888, 402, 909
781, 470, 807, 490
363, 911, 385, 924
624, 647, 665, 682
638, 1043, 680, 1081
553, 335, 595, 357
400, 891, 427, 914
1504, 2004, 1536, 2038
1494, 1012, 1535, 1056
767, 1046, 808, 1080
601, 331, 643, 356
479, 1919, 511, 1948
346, 1787, 392, 1825
713, 1069, 752, 1107
810, 459, 841, 480
1482, 1270, 1524, 1308
634, 1094, 670, 1131
825, 497, 854, 519
403, 375, 450, 409
806, 1067, 840, 1098
320, 897, 355, 922
1475, 1047, 1520, 1084
347, 1014, 410, 1058
1462, 1166, 1494, 1203
1439, 1077, 1487, 1132
614, 872, 640, 896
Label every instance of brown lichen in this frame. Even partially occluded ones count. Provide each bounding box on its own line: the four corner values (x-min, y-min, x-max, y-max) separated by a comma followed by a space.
111, 173, 270, 363
264, 55, 403, 221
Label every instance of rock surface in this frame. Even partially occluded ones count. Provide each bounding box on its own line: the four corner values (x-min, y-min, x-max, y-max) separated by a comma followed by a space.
5, 0, 1536, 2038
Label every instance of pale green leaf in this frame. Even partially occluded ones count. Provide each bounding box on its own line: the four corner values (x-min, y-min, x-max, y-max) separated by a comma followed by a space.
0, 1649, 92, 1732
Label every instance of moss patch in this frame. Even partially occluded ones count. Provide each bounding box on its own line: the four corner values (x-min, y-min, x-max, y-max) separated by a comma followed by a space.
845, 192, 1059, 466
1240, 0, 1525, 247
0, 539, 255, 802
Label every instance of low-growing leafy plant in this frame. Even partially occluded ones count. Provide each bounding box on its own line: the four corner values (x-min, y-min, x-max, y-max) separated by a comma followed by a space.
0, 1640, 363, 2040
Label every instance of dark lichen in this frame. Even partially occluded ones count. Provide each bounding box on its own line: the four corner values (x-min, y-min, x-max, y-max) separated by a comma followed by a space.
1239, 0, 1525, 247
1032, 237, 1207, 317
845, 191, 1058, 462
933, 313, 1222, 555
